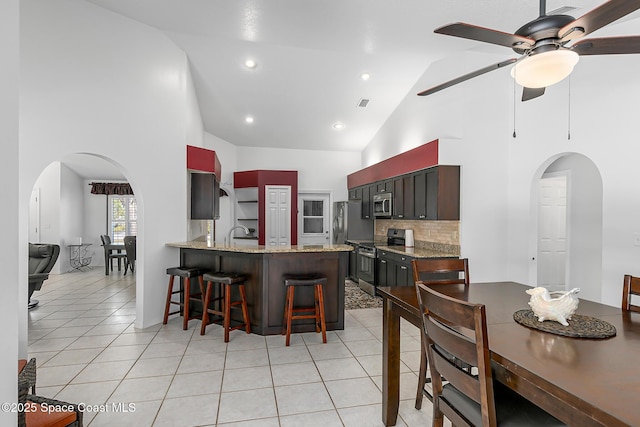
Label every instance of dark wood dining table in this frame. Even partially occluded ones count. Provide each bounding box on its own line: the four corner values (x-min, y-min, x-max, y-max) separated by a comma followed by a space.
378, 282, 640, 427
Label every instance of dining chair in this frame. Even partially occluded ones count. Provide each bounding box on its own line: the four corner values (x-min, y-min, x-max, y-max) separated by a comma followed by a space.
123, 235, 136, 274
622, 274, 640, 312
412, 257, 470, 409
416, 283, 565, 426
100, 234, 127, 273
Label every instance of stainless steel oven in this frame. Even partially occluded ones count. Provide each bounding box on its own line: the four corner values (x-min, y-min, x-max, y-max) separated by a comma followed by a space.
357, 245, 376, 296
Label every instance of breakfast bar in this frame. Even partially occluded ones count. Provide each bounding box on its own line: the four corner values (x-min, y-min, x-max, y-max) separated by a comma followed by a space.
165, 241, 352, 335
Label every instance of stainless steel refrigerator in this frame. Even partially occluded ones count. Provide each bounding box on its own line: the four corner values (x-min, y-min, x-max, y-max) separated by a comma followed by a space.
332, 201, 373, 244
333, 201, 373, 282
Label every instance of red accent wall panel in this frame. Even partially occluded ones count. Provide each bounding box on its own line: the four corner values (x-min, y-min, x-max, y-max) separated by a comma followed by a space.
233, 170, 298, 245
347, 140, 439, 188
186, 145, 222, 178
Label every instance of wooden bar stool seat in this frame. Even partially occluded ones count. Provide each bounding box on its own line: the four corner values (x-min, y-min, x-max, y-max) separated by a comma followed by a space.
200, 272, 251, 342
282, 273, 327, 346
163, 267, 207, 330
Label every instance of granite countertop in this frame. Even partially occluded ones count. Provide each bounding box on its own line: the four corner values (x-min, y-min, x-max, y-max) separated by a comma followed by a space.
375, 245, 458, 259
166, 241, 353, 254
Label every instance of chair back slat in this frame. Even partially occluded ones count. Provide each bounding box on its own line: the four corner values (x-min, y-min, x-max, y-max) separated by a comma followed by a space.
622, 275, 640, 312
417, 282, 496, 427
412, 258, 469, 286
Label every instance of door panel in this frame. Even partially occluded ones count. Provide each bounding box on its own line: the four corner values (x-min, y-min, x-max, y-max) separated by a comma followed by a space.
537, 175, 568, 292
298, 193, 330, 246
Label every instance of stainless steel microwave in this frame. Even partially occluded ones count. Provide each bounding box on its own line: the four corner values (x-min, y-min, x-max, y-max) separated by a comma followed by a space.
373, 193, 392, 218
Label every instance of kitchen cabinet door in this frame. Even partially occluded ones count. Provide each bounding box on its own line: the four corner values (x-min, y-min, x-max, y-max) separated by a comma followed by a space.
348, 187, 362, 201
431, 165, 461, 220
348, 246, 358, 281
377, 257, 390, 287
413, 171, 427, 219
361, 184, 373, 219
393, 175, 414, 219
396, 262, 411, 287
376, 179, 393, 194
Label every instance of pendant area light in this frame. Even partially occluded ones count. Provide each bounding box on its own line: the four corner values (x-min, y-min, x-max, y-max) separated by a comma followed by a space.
511, 49, 579, 89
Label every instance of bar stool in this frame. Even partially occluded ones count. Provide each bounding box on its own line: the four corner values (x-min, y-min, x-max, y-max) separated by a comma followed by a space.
200, 272, 251, 342
282, 273, 327, 346
163, 267, 207, 330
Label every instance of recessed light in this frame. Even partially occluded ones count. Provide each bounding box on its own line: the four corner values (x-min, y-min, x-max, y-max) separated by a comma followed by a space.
244, 59, 257, 69
332, 122, 345, 130
361, 73, 370, 81
245, 116, 254, 124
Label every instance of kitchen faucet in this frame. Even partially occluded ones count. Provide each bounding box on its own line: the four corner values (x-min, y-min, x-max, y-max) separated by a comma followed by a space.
226, 225, 250, 246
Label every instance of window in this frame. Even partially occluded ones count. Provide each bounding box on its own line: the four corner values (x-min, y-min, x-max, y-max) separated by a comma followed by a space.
108, 195, 137, 244
302, 200, 324, 234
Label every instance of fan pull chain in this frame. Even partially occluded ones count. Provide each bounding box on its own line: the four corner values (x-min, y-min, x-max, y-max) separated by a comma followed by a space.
567, 77, 572, 140
513, 77, 517, 138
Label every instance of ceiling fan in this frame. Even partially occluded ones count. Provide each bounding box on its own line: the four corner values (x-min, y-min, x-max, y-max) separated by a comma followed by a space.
418, 0, 640, 101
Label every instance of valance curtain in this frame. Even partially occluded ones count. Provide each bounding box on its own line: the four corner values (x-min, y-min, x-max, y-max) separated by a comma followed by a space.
90, 182, 134, 195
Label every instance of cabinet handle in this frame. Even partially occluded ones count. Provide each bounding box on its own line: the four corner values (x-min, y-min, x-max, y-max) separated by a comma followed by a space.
419, 215, 426, 219
400, 266, 407, 270
398, 215, 403, 218
381, 260, 386, 264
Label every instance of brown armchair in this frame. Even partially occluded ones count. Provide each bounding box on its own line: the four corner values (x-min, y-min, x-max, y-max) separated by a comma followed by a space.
18, 358, 83, 427
28, 243, 60, 309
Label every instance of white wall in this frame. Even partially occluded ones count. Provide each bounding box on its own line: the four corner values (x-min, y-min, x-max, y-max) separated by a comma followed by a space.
20, 0, 205, 340
34, 163, 62, 272
543, 155, 602, 302
200, 137, 362, 243
362, 30, 640, 306
236, 146, 361, 202
59, 164, 85, 272
1, 0, 19, 422
32, 161, 85, 273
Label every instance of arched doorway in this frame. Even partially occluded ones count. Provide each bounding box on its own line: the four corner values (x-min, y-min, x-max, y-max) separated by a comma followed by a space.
532, 153, 603, 301
28, 153, 141, 304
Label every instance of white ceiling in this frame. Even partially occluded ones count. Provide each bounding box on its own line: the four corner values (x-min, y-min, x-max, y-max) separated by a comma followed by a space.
66, 0, 636, 178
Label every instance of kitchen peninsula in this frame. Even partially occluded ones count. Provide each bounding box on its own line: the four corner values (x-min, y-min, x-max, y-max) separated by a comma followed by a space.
165, 241, 352, 335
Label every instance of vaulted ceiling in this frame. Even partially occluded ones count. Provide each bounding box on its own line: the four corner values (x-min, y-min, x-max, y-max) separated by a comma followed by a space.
83, 0, 638, 156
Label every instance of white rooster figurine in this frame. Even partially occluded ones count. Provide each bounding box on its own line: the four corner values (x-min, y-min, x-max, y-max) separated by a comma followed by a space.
526, 287, 581, 326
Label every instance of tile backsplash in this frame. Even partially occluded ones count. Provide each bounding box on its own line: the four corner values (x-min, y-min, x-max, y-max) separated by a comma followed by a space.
376, 219, 460, 254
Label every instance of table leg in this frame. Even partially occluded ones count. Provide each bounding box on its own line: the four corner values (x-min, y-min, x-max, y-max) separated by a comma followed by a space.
382, 297, 401, 426
104, 250, 109, 276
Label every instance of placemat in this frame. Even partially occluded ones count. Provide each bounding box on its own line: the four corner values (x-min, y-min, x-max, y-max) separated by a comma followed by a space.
513, 309, 616, 339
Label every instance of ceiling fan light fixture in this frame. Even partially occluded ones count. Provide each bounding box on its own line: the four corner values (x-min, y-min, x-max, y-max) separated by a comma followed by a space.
511, 49, 579, 88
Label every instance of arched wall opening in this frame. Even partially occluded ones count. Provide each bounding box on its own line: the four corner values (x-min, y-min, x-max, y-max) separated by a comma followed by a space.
25, 152, 144, 337
529, 153, 603, 301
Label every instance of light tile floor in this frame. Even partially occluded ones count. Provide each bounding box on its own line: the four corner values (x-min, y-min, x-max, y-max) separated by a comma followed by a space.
28, 268, 440, 426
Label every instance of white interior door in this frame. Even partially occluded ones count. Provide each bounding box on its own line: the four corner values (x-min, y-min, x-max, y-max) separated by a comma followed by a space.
537, 174, 568, 292
298, 192, 330, 246
29, 188, 40, 243
265, 185, 291, 247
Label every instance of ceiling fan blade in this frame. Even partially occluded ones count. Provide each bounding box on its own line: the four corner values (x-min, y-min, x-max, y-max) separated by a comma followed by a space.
435, 23, 535, 49
559, 0, 640, 41
417, 58, 517, 97
522, 87, 545, 101
571, 35, 640, 55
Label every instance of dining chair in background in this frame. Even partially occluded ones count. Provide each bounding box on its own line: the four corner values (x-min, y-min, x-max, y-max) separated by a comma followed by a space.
412, 257, 470, 409
416, 283, 566, 426
100, 234, 127, 274
622, 274, 640, 312
123, 235, 136, 275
